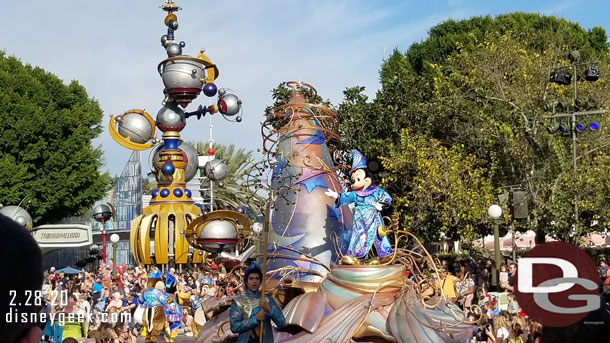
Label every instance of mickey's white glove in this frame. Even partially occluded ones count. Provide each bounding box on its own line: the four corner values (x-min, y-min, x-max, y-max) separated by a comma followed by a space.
373, 202, 383, 211
325, 188, 339, 199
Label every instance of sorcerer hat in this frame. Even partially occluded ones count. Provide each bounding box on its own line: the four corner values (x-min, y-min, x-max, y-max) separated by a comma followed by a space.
350, 150, 367, 173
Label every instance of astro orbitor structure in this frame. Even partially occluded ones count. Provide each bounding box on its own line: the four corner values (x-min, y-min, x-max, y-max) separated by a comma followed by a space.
109, 0, 245, 265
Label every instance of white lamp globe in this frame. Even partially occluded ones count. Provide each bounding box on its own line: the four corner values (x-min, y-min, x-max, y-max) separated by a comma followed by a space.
487, 204, 503, 219
252, 222, 263, 234
110, 233, 120, 244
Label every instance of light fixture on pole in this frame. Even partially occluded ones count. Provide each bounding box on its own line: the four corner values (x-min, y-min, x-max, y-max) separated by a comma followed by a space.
545, 51, 603, 241
92, 203, 113, 264
110, 233, 120, 278
487, 204, 503, 290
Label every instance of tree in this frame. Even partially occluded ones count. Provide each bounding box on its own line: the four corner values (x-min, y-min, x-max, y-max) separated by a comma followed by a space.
142, 177, 157, 195
336, 13, 610, 241
193, 142, 263, 214
382, 130, 495, 242
0, 52, 111, 224
264, 81, 330, 117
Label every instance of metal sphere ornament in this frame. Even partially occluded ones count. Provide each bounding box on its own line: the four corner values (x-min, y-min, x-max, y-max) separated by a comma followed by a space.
207, 148, 215, 155
92, 203, 112, 223
156, 103, 186, 131
217, 93, 242, 117
159, 58, 207, 105
173, 188, 183, 198
236, 206, 246, 214
160, 34, 169, 46
204, 159, 228, 181
117, 112, 154, 144
185, 189, 192, 198
166, 43, 182, 57
203, 83, 218, 97
152, 140, 198, 182
152, 189, 159, 198
0, 206, 33, 229
161, 162, 175, 176
195, 220, 238, 253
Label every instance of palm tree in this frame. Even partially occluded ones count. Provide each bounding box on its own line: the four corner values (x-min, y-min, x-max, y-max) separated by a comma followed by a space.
192, 142, 265, 215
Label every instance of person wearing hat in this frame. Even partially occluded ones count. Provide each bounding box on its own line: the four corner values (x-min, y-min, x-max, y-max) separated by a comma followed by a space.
325, 150, 393, 265
229, 262, 285, 343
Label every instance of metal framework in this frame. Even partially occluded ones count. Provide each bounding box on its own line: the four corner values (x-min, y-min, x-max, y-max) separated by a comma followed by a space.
112, 151, 143, 231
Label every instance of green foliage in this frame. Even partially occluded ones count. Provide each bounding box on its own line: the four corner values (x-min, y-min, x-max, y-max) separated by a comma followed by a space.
264, 82, 330, 117
0, 52, 111, 224
336, 13, 610, 241
382, 130, 495, 241
193, 142, 263, 214
142, 177, 157, 195
405, 12, 608, 74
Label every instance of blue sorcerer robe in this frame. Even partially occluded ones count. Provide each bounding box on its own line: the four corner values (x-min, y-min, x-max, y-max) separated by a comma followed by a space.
229, 289, 286, 343
336, 185, 393, 258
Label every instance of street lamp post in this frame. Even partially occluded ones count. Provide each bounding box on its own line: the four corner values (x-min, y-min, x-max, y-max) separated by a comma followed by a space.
92, 203, 113, 264
488, 204, 503, 290
110, 234, 120, 278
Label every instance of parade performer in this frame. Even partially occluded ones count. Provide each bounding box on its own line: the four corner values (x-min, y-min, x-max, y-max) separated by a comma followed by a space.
229, 262, 286, 343
325, 150, 393, 265
138, 270, 176, 343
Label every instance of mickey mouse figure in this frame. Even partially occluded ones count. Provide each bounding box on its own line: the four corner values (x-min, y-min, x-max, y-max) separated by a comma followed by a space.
325, 150, 393, 265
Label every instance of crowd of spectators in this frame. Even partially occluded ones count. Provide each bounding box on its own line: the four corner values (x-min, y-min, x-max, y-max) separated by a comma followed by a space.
41, 259, 247, 343
38, 253, 610, 343
429, 255, 610, 343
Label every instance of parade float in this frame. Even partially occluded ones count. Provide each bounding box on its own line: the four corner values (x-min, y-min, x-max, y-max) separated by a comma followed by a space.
108, 1, 479, 342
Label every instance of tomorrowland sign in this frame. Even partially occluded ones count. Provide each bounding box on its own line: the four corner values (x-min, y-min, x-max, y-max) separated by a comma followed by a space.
32, 224, 92, 248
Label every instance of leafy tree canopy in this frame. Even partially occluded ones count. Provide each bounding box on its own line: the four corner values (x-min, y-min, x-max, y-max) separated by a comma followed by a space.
0, 52, 111, 224
336, 13, 610, 241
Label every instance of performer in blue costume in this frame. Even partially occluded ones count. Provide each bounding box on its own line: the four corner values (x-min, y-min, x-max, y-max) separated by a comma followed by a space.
326, 150, 393, 265
230, 262, 286, 343
138, 270, 183, 343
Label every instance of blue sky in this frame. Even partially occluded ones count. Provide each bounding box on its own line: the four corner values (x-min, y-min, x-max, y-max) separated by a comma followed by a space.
1, 0, 607, 176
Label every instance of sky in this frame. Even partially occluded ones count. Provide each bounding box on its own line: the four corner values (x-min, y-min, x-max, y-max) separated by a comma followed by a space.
1, 0, 607, 176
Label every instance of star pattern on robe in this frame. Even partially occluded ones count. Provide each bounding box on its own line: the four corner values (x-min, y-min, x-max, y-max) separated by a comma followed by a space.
297, 168, 327, 193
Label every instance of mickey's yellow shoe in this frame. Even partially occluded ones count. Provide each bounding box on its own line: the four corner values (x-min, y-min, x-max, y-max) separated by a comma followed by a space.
341, 255, 360, 265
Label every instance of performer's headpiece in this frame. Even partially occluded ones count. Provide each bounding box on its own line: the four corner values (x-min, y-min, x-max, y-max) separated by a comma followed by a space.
244, 261, 263, 280
150, 270, 162, 279
350, 150, 367, 173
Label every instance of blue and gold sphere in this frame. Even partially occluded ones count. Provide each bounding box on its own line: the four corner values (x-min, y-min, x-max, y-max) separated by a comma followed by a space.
185, 189, 192, 198
152, 189, 159, 198
173, 188, 183, 198
160, 188, 171, 198
161, 162, 175, 176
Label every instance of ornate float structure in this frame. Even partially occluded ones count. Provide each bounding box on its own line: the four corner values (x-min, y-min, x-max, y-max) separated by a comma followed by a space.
109, 0, 247, 265
109, 2, 478, 342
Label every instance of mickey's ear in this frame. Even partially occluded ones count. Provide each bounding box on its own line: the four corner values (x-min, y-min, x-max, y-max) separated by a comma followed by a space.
367, 158, 383, 173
